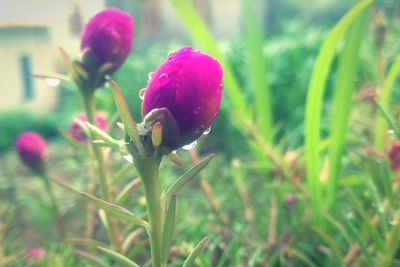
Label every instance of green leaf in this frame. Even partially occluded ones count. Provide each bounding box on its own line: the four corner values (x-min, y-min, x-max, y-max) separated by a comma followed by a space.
80, 192, 150, 230
86, 122, 121, 149
182, 237, 208, 267
312, 227, 344, 266
59, 128, 88, 155
375, 57, 400, 149
97, 246, 140, 267
327, 9, 367, 207
162, 154, 215, 203
161, 194, 176, 263
64, 238, 105, 249
304, 0, 372, 226
241, 0, 272, 143
111, 81, 145, 156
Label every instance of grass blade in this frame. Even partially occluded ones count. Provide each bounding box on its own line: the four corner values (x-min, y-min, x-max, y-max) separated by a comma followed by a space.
304, 0, 372, 226
375, 57, 400, 149
97, 246, 140, 267
327, 7, 368, 208
183, 237, 209, 267
241, 0, 272, 142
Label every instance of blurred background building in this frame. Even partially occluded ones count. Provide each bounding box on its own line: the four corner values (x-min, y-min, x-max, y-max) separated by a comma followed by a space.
0, 0, 346, 113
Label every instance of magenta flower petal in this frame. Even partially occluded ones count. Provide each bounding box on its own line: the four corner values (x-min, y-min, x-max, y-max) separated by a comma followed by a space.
69, 112, 107, 143
26, 248, 46, 259
142, 47, 223, 149
81, 8, 133, 69
15, 131, 47, 169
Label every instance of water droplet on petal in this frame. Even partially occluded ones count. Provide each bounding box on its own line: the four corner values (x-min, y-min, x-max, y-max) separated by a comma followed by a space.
139, 88, 146, 100
148, 72, 155, 81
203, 126, 211, 135
159, 73, 170, 86
193, 106, 201, 115
182, 140, 197, 150
123, 154, 133, 163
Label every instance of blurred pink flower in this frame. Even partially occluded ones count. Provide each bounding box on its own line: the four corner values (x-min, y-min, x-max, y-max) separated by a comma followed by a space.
26, 247, 46, 259
15, 131, 47, 171
389, 141, 400, 171
69, 112, 107, 143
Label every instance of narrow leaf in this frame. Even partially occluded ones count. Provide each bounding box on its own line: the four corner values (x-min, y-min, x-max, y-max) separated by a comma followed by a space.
163, 154, 215, 203
182, 237, 209, 267
327, 9, 367, 207
51, 178, 81, 198
111, 81, 145, 156
97, 246, 140, 267
161, 194, 176, 263
241, 0, 272, 142
86, 122, 121, 149
74, 249, 109, 267
375, 100, 400, 139
64, 238, 105, 249
304, 0, 372, 226
80, 192, 150, 230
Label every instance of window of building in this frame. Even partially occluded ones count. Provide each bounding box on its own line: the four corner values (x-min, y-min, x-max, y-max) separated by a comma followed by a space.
20, 54, 34, 101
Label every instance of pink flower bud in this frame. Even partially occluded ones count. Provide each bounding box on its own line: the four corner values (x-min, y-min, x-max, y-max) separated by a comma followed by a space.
69, 113, 107, 143
142, 47, 223, 150
26, 248, 46, 259
389, 141, 400, 171
80, 8, 133, 71
15, 131, 47, 171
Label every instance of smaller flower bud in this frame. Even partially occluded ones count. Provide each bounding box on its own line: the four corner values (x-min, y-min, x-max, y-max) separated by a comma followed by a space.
79, 7, 133, 88
15, 131, 47, 173
389, 141, 400, 171
69, 113, 107, 143
151, 122, 163, 148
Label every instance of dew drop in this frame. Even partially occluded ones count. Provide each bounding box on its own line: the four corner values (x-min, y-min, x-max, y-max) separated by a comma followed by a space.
104, 74, 111, 80
122, 154, 133, 163
139, 88, 146, 100
203, 126, 211, 135
182, 140, 197, 150
193, 106, 201, 115
159, 73, 170, 86
148, 71, 155, 81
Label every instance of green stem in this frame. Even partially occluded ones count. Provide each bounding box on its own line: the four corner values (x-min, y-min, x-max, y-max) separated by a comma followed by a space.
40, 172, 65, 239
82, 92, 122, 253
135, 156, 163, 267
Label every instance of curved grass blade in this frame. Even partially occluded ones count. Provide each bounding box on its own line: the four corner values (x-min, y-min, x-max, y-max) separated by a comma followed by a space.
183, 237, 209, 267
327, 9, 367, 208
162, 154, 215, 203
97, 246, 140, 267
304, 0, 372, 226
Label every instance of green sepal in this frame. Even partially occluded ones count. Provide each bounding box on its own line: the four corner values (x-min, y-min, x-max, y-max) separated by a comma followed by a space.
97, 246, 140, 267
182, 237, 209, 267
162, 154, 215, 204
80, 192, 150, 230
161, 194, 176, 264
111, 81, 146, 157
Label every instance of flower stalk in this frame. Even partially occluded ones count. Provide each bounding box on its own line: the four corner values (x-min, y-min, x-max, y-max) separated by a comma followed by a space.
82, 91, 123, 253
134, 156, 163, 267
